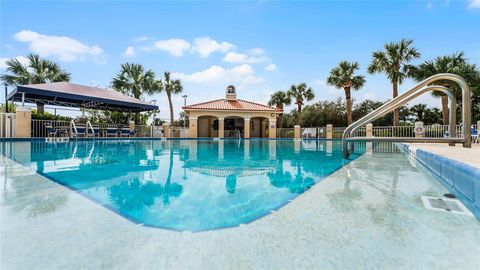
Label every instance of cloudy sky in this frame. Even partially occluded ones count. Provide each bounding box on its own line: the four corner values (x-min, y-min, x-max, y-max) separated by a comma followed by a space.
1, 0, 479, 119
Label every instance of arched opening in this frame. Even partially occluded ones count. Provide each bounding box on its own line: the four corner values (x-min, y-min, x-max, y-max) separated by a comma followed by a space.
224, 116, 245, 138
250, 117, 269, 138
197, 115, 219, 138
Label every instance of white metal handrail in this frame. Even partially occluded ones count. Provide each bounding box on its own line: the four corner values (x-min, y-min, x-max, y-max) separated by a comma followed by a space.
342, 73, 472, 158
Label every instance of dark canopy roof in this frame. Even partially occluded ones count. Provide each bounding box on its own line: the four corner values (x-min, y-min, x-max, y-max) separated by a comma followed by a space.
7, 82, 158, 112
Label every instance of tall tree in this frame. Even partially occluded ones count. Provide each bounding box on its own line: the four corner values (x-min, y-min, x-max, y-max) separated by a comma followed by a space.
112, 63, 156, 123
1, 54, 71, 113
411, 52, 468, 124
410, 103, 427, 121
326, 61, 366, 125
157, 72, 183, 124
368, 39, 420, 126
268, 90, 291, 128
287, 83, 315, 125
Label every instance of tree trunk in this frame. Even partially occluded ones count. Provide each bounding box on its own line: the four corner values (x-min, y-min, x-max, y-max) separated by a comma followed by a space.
277, 105, 283, 128
344, 87, 353, 126
167, 92, 174, 124
393, 80, 399, 126
441, 94, 449, 125
296, 104, 302, 125
36, 102, 44, 114
135, 112, 140, 124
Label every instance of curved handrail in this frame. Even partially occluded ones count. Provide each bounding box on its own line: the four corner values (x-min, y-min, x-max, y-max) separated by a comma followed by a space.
342, 73, 471, 157
348, 85, 455, 137
86, 120, 95, 137
70, 120, 78, 137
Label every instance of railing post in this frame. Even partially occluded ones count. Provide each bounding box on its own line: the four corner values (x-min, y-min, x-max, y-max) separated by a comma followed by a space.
294, 125, 301, 139
366, 123, 373, 138
326, 124, 333, 139
414, 121, 424, 138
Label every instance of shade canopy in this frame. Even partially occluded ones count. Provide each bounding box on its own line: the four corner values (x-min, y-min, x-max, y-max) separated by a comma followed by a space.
7, 82, 158, 112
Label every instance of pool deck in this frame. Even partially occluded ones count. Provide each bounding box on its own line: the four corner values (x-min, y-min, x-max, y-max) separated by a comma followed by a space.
1, 150, 479, 269
406, 143, 480, 169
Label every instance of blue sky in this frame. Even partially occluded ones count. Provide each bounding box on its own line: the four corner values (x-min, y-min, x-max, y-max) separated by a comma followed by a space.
1, 0, 479, 120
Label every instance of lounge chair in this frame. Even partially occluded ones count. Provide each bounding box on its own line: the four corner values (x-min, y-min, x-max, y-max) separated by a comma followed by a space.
45, 123, 58, 137
106, 128, 118, 137
472, 127, 478, 144
87, 126, 100, 137
120, 128, 131, 137
302, 128, 317, 139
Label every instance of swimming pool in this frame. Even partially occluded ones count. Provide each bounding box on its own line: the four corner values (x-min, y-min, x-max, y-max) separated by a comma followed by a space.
1, 139, 479, 269
1, 139, 364, 231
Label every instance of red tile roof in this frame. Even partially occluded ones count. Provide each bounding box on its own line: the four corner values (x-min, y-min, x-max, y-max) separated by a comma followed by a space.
183, 99, 282, 112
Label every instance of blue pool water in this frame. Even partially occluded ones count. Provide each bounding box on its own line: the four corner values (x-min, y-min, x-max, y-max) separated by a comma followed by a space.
1, 139, 364, 231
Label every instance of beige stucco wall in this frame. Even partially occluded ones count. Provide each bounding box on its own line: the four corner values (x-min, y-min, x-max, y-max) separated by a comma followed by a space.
15, 107, 32, 138
186, 110, 279, 139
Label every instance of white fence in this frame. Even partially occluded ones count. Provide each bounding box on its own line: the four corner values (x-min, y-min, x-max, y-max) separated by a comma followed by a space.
0, 113, 16, 138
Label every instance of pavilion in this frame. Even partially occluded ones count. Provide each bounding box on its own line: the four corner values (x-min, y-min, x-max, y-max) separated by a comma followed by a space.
6, 82, 158, 138
182, 85, 282, 139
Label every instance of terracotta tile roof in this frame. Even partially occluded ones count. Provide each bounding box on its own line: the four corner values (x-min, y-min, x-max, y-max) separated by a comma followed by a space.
182, 99, 282, 112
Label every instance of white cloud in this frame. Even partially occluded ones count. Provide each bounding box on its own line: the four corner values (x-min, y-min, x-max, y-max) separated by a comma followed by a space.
469, 0, 480, 8
249, 48, 265, 55
123, 46, 136, 58
192, 37, 234, 58
264, 64, 277, 71
173, 64, 264, 86
14, 30, 104, 62
154, 38, 191, 57
222, 52, 266, 64
134, 36, 150, 42
0, 56, 29, 69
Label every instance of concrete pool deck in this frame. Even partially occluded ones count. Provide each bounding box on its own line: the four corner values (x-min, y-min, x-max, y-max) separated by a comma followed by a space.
407, 143, 480, 169
1, 151, 479, 269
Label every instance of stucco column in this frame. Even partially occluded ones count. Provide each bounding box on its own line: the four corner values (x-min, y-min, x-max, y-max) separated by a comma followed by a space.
294, 125, 301, 139
189, 117, 198, 138
15, 107, 32, 138
326, 124, 333, 139
414, 121, 424, 138
128, 120, 135, 131
244, 117, 250, 139
162, 123, 170, 138
366, 123, 373, 138
268, 118, 277, 139
218, 118, 224, 138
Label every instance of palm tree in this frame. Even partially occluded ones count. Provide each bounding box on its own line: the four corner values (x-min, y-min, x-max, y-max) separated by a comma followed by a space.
1, 54, 70, 114
158, 72, 183, 124
327, 61, 366, 125
410, 104, 427, 121
411, 52, 467, 125
112, 63, 156, 123
268, 90, 291, 128
287, 83, 315, 125
367, 39, 420, 126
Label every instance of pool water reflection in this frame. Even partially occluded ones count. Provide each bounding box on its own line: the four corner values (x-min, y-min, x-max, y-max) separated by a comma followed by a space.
2, 139, 364, 231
